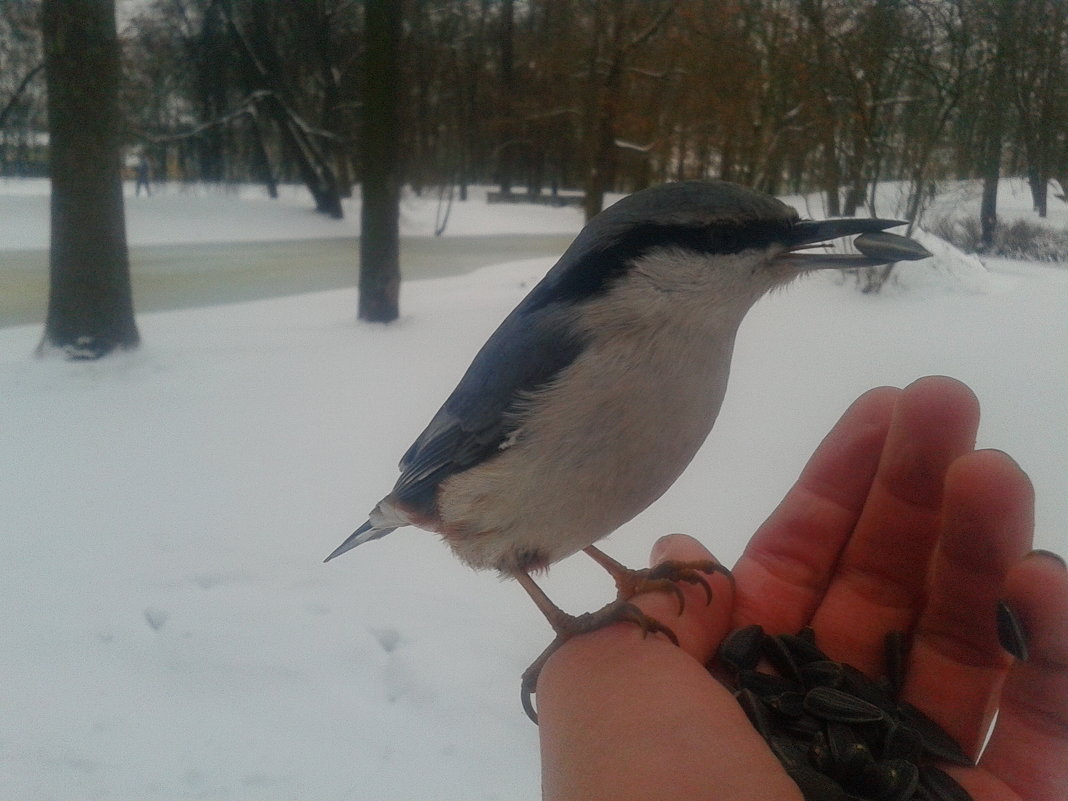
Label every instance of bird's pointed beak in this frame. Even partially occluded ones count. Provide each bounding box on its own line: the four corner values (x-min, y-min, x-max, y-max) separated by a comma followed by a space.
780, 218, 932, 270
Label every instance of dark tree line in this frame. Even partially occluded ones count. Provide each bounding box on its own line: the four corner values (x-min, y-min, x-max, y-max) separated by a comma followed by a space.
118, 0, 1068, 310
6, 1, 1068, 222
94, 1, 1068, 224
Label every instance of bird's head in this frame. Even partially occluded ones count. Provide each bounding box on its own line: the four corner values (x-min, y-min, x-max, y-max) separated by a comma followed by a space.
527, 180, 930, 320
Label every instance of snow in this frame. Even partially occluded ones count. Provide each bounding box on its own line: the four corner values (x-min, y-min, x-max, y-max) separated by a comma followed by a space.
1, 180, 1066, 799
0, 179, 585, 250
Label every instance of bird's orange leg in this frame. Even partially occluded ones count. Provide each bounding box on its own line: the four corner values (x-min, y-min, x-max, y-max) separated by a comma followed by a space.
515, 569, 681, 723
516, 549, 732, 723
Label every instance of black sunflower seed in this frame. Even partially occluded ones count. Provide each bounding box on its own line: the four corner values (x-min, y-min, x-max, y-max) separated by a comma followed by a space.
738, 668, 799, 697
786, 763, 851, 801
779, 632, 831, 666
734, 688, 774, 739
825, 720, 864, 765
767, 690, 806, 718
780, 712, 824, 738
897, 701, 974, 767
808, 731, 833, 774
835, 740, 878, 790
763, 634, 802, 682
840, 663, 899, 716
804, 686, 886, 724
884, 630, 907, 697
714, 624, 975, 801
718, 623, 765, 672
854, 231, 932, 261
800, 659, 845, 690
996, 600, 1029, 661
870, 757, 920, 801
767, 734, 809, 769
882, 721, 923, 762
918, 764, 974, 801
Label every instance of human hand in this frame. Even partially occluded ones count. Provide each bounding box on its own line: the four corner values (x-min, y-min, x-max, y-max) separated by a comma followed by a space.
536, 376, 1068, 801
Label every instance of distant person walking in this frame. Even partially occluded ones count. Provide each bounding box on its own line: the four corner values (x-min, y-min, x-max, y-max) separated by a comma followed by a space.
135, 154, 151, 197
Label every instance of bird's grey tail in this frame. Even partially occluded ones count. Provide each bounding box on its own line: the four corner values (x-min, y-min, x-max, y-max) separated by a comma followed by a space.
324, 520, 396, 563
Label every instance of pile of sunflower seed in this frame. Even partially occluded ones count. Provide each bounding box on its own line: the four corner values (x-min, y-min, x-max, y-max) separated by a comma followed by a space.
714, 624, 974, 801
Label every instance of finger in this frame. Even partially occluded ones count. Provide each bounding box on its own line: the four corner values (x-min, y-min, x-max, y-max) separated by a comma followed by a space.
642, 533, 736, 663
540, 535, 732, 685
902, 450, 1034, 756
979, 550, 1068, 800
813, 376, 981, 674
732, 384, 899, 632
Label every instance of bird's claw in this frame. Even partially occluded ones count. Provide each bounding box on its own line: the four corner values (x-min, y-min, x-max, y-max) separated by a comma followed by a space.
520, 599, 681, 724
612, 559, 730, 614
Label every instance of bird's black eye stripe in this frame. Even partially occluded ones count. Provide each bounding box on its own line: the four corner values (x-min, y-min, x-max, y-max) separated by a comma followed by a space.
531, 220, 794, 309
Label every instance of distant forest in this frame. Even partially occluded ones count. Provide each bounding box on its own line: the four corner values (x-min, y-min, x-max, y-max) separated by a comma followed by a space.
1, 0, 1065, 224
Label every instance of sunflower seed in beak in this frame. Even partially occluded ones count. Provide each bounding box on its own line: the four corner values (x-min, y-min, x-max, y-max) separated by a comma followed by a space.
854, 230, 932, 261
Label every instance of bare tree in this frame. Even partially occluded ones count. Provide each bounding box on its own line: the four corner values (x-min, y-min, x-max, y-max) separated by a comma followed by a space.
0, 0, 46, 175
223, 0, 344, 217
39, 0, 139, 359
894, 1, 978, 221
1010, 0, 1066, 217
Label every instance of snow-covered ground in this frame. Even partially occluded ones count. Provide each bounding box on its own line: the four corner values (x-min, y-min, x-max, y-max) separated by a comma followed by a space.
1, 179, 1066, 799
0, 179, 586, 250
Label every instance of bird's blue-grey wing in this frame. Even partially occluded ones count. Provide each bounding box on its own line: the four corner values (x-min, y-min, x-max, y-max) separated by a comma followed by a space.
389, 221, 635, 511
390, 301, 582, 511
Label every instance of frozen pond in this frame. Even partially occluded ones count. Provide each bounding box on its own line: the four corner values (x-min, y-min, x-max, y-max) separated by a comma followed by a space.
0, 234, 574, 327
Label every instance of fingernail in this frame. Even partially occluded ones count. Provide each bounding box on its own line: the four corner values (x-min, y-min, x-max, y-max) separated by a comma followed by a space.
977, 447, 1022, 469
1028, 549, 1067, 570
650, 532, 691, 565
649, 535, 674, 565
996, 600, 1029, 661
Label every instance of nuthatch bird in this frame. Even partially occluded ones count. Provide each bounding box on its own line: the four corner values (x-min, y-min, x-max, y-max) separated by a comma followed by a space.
326, 180, 931, 717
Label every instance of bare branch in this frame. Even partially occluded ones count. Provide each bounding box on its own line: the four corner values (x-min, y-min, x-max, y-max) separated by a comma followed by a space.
623, 2, 677, 55
0, 62, 44, 131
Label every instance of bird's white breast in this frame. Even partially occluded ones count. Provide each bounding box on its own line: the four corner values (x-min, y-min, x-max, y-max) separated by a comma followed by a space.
436, 247, 780, 574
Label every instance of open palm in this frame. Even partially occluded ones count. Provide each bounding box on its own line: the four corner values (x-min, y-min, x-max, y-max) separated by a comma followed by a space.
537, 376, 1068, 801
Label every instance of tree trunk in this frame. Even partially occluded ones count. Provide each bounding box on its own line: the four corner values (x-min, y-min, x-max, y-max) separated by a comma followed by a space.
979, 138, 1002, 250
497, 0, 516, 197
302, 1, 353, 199
582, 58, 622, 223
39, 0, 139, 359
359, 0, 402, 323
246, 107, 278, 199
194, 3, 229, 182
1028, 165, 1048, 218
979, 0, 1016, 249
821, 139, 841, 217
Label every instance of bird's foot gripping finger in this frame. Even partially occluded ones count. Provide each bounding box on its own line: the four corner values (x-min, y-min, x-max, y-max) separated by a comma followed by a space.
582, 548, 729, 614
612, 559, 732, 612
520, 599, 680, 724
581, 545, 730, 613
